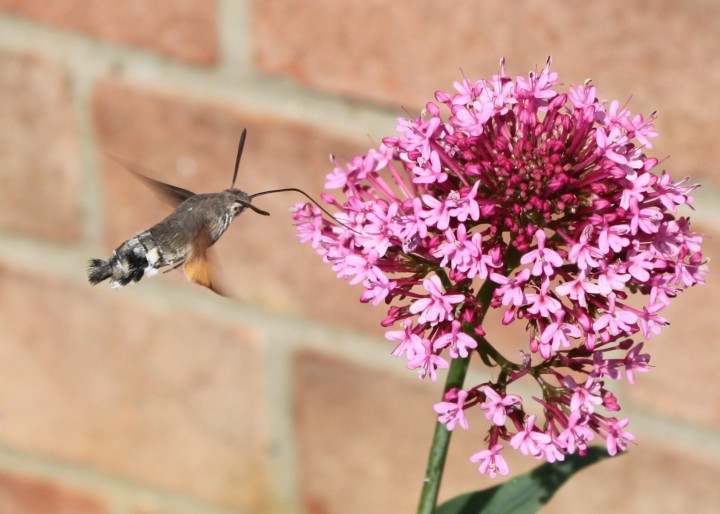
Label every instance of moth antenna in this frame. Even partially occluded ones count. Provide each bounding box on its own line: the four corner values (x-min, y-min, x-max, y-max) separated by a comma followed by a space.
250, 187, 361, 235
231, 128, 248, 189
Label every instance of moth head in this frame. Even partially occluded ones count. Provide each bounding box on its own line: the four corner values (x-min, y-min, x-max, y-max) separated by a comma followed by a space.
227, 188, 270, 216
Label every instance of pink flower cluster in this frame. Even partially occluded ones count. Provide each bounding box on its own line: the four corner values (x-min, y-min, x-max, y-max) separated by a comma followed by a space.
293, 60, 706, 476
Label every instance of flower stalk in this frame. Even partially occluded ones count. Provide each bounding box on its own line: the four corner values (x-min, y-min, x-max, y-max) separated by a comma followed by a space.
417, 354, 470, 514
417, 276, 500, 512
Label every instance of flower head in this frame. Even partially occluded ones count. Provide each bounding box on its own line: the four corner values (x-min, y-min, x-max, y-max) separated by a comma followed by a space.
293, 59, 706, 476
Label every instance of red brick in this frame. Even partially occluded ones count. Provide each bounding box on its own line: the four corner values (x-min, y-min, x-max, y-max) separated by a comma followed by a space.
253, 0, 720, 181
0, 0, 218, 65
0, 471, 106, 514
91, 78, 384, 333
293, 350, 720, 514
0, 267, 270, 511
0, 49, 80, 241
625, 224, 720, 427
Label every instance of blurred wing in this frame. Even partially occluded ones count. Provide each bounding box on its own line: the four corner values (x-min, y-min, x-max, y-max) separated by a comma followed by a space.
105, 153, 196, 207
182, 229, 226, 296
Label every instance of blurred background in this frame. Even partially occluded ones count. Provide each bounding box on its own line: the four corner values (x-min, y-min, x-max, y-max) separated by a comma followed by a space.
0, 1, 718, 513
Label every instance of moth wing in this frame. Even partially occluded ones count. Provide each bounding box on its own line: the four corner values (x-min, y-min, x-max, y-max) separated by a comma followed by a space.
105, 153, 196, 207
182, 229, 226, 296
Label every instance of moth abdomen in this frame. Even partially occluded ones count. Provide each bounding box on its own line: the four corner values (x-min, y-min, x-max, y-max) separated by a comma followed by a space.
87, 231, 167, 288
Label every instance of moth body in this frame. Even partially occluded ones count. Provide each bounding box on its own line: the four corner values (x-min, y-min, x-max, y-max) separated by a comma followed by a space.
88, 187, 255, 293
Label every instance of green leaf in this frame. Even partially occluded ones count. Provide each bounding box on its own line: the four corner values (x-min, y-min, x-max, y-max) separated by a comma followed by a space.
436, 447, 616, 514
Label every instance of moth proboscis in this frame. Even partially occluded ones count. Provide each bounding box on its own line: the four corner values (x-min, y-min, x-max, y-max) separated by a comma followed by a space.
87, 129, 336, 295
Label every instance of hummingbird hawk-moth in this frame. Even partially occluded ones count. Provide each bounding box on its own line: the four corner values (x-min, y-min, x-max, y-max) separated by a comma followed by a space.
87, 129, 327, 295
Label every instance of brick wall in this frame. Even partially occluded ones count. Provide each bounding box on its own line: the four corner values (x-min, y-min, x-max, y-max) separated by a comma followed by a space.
0, 2, 718, 513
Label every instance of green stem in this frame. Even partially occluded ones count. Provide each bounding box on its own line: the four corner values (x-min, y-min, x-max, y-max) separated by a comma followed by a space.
416, 354, 470, 514
416, 253, 520, 513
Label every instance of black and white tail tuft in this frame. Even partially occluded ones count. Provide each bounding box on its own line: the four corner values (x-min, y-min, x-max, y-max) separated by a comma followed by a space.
87, 258, 113, 285
87, 235, 155, 288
